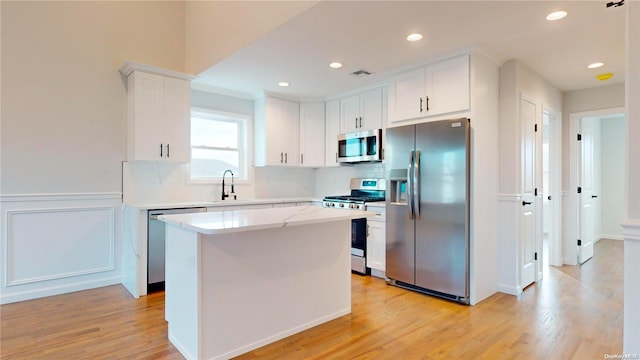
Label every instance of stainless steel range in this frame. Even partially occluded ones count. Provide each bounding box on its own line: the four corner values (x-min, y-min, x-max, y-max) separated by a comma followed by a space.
322, 178, 385, 275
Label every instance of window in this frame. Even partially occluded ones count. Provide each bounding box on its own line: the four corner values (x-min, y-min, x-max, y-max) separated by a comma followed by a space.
190, 108, 248, 181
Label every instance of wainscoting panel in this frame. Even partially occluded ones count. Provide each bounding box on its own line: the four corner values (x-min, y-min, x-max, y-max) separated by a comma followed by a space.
0, 193, 122, 304
5, 207, 115, 286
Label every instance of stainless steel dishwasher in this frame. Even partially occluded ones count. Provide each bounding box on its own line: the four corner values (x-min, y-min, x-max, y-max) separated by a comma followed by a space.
148, 207, 207, 293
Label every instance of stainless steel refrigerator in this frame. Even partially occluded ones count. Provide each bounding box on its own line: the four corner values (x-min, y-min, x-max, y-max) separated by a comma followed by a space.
386, 118, 470, 304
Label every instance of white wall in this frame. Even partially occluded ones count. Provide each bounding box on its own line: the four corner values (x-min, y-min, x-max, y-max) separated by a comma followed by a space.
1, 1, 186, 194
0, 1, 186, 303
185, 1, 318, 74
600, 117, 626, 239
497, 59, 562, 295
562, 83, 625, 191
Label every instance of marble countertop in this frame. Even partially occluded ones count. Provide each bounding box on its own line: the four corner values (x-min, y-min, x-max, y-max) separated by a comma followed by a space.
124, 197, 322, 210
158, 205, 374, 235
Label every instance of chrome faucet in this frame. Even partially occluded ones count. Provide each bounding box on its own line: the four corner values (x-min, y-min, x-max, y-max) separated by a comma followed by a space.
221, 170, 236, 200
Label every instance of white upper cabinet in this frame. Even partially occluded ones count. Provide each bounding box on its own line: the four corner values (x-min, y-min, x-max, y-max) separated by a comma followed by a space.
255, 96, 300, 167
325, 100, 340, 167
340, 87, 383, 133
121, 62, 193, 162
299, 102, 325, 167
388, 55, 470, 124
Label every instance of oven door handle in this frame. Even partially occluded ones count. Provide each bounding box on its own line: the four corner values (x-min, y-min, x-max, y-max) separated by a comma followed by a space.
408, 150, 415, 220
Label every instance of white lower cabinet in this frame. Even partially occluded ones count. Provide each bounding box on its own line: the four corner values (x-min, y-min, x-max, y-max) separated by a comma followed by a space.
366, 206, 386, 276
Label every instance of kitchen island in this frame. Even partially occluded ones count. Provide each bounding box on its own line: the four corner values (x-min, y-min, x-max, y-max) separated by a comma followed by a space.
158, 206, 373, 360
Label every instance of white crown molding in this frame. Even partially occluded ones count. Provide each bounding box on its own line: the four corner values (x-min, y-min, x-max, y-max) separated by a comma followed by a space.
119, 61, 196, 81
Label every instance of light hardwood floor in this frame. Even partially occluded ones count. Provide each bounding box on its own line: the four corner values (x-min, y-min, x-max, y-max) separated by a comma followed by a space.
1, 240, 623, 359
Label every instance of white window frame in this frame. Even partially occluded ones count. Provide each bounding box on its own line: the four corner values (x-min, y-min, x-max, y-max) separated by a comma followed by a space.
189, 107, 252, 184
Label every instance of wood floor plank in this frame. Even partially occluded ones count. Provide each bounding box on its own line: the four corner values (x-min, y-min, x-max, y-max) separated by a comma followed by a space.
0, 240, 623, 359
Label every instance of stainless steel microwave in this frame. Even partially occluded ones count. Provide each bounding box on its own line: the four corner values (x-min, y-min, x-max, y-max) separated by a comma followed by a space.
337, 129, 382, 163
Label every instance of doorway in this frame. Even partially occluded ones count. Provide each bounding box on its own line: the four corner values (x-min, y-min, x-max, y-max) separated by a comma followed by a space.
568, 107, 625, 266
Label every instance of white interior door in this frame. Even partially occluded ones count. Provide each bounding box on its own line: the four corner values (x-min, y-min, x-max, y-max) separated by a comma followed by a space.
521, 96, 537, 288
578, 118, 596, 264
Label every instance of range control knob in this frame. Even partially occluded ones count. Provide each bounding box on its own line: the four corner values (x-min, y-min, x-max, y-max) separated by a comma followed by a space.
339, 203, 344, 208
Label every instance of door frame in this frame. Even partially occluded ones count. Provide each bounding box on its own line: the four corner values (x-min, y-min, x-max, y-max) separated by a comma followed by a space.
567, 107, 624, 265
542, 105, 563, 268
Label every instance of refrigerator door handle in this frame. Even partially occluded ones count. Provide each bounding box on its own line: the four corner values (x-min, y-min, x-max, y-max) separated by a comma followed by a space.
414, 150, 421, 218
408, 150, 415, 219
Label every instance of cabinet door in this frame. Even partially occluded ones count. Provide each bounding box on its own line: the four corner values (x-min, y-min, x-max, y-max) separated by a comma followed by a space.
325, 100, 340, 167
129, 72, 164, 161
299, 103, 325, 167
163, 77, 191, 162
280, 99, 300, 166
359, 88, 383, 131
425, 55, 470, 116
367, 220, 386, 272
388, 67, 426, 124
340, 95, 361, 133
264, 97, 286, 166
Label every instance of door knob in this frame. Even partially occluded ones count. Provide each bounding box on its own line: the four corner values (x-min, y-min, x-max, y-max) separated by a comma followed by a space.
522, 201, 532, 206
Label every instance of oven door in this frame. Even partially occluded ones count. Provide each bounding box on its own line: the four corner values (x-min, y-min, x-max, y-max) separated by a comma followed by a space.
351, 218, 367, 256
351, 218, 369, 274
338, 129, 382, 163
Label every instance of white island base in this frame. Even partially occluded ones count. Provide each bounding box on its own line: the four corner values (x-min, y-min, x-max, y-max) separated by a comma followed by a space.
162, 207, 370, 360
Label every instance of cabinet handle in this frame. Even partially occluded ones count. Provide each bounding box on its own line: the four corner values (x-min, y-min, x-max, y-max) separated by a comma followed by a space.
522, 200, 532, 206
166, 144, 170, 158
336, 152, 338, 163
355, 117, 358, 128
301, 153, 304, 164
160, 143, 163, 157
426, 96, 430, 111
285, 152, 288, 163
420, 97, 423, 112
359, 117, 363, 128
281, 152, 284, 163
592, 195, 598, 199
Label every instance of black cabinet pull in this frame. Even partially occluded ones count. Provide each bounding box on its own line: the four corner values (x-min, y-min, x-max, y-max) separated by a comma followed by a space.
548, 195, 552, 200
420, 97, 423, 112
160, 143, 163, 157
281, 152, 283, 163
166, 144, 170, 158
426, 96, 430, 111
592, 195, 598, 199
285, 152, 288, 163
355, 117, 358, 128
301, 153, 303, 164
522, 200, 532, 206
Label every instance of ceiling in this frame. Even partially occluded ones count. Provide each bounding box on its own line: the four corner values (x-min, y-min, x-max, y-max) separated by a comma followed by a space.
191, 1, 626, 100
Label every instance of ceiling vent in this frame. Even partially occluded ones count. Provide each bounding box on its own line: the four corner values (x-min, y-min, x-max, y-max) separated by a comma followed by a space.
350, 69, 373, 77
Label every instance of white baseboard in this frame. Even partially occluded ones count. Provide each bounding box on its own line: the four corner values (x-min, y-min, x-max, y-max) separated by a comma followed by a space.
370, 269, 386, 279
0, 276, 121, 304
599, 234, 624, 241
497, 283, 522, 296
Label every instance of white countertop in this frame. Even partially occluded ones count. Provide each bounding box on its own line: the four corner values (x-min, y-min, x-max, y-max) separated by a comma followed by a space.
158, 205, 374, 235
124, 197, 322, 210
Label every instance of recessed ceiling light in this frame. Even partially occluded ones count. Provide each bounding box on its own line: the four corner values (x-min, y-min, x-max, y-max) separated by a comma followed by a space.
588, 62, 604, 69
406, 33, 423, 42
546, 10, 567, 21
278, 81, 290, 87
329, 62, 343, 69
